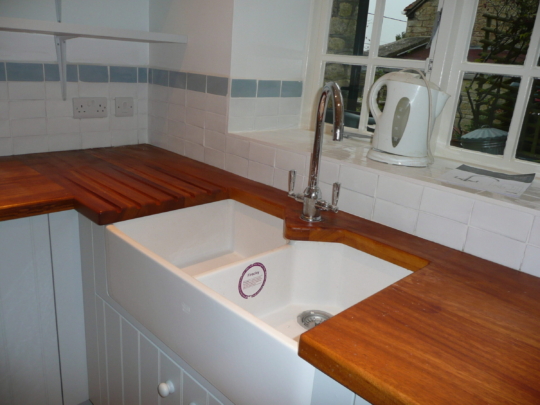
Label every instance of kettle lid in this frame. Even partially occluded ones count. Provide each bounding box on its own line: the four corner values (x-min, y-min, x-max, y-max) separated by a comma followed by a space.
381, 71, 441, 91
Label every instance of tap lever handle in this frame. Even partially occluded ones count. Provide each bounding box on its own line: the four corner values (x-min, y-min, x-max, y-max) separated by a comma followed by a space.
288, 170, 296, 196
331, 182, 341, 212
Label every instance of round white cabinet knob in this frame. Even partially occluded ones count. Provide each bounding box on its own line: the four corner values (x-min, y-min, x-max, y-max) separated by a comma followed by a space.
158, 380, 175, 397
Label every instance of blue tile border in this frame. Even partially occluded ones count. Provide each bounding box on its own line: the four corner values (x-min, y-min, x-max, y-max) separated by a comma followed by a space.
258, 80, 281, 97
187, 73, 206, 93
0, 61, 302, 100
207, 76, 228, 96
169, 71, 186, 89
231, 79, 257, 98
138, 68, 148, 83
282, 81, 303, 97
151, 69, 169, 86
79, 65, 109, 83
6, 62, 44, 82
110, 66, 137, 83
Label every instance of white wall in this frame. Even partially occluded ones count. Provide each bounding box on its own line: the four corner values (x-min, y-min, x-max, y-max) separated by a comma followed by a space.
149, 0, 234, 75
230, 0, 312, 80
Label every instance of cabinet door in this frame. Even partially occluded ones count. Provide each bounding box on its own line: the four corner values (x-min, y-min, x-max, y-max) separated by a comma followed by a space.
0, 215, 63, 405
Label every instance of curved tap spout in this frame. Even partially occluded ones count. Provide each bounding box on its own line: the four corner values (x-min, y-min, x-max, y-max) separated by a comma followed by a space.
301, 82, 345, 222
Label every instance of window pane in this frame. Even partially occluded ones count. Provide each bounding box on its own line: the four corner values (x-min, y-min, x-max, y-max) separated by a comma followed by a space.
327, 0, 375, 55
379, 0, 438, 60
468, 0, 538, 65
323, 63, 367, 128
516, 79, 540, 162
453, 72, 521, 155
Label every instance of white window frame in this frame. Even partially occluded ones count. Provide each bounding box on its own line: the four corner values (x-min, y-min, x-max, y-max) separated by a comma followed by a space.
302, 0, 540, 174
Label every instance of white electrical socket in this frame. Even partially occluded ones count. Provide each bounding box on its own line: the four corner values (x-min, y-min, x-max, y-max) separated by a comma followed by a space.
115, 97, 134, 117
73, 97, 108, 118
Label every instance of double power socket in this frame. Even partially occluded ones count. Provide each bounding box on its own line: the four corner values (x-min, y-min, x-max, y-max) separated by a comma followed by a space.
73, 97, 134, 118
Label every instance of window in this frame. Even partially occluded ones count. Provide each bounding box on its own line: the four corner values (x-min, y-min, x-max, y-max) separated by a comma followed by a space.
305, 0, 540, 173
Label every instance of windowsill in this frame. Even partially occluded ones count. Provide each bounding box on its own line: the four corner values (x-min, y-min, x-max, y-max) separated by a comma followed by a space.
231, 128, 540, 214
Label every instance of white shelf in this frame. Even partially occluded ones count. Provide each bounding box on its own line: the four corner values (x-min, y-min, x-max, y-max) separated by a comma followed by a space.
0, 17, 187, 44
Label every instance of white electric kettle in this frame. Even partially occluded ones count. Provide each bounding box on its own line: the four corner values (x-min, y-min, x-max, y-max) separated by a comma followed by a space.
367, 71, 449, 167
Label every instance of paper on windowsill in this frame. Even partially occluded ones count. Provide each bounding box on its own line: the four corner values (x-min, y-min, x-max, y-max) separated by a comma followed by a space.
438, 165, 536, 198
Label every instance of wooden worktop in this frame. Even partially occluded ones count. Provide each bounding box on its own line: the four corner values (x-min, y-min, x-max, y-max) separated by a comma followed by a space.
1, 145, 539, 404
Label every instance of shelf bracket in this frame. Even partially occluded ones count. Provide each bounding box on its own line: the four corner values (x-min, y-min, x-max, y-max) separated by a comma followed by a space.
54, 35, 76, 101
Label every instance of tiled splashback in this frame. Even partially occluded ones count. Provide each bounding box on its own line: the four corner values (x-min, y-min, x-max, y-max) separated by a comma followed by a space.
0, 62, 148, 155
229, 79, 303, 132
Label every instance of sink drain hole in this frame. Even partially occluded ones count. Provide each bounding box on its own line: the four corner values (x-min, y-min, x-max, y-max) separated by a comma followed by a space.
298, 310, 333, 330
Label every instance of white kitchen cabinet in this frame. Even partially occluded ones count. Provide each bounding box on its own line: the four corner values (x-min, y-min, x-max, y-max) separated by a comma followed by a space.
0, 211, 88, 405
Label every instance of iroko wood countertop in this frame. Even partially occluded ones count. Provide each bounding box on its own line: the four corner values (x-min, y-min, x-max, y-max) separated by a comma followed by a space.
1, 144, 539, 405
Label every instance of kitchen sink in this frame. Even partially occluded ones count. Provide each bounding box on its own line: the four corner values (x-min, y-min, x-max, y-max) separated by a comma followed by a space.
105, 199, 412, 405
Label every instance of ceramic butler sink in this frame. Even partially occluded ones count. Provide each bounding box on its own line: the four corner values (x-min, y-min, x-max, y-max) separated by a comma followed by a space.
105, 199, 412, 405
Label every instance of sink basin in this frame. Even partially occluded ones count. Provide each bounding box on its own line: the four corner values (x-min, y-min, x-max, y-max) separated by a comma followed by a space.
196, 241, 412, 341
105, 199, 412, 405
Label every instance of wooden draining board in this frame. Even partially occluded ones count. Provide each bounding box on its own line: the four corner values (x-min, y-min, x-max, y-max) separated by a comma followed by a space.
1, 144, 539, 405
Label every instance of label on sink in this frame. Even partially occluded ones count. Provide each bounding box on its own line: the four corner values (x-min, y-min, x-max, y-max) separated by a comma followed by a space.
238, 262, 267, 299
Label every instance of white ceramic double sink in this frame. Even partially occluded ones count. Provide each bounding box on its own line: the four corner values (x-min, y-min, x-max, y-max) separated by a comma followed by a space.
106, 200, 412, 405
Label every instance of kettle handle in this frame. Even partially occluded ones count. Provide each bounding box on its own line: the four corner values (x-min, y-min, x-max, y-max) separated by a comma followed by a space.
368, 75, 389, 123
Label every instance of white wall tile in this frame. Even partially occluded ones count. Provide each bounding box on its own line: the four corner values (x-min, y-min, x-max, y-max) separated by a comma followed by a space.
185, 124, 204, 145
204, 130, 226, 151
376, 176, 423, 209
0, 83, 8, 100
184, 140, 205, 162
13, 135, 48, 155
470, 201, 533, 242
110, 116, 138, 131
279, 98, 302, 116
46, 100, 73, 118
186, 107, 206, 128
47, 117, 80, 135
339, 188, 375, 220
8, 82, 46, 100
226, 135, 250, 158
255, 98, 279, 116
528, 216, 540, 247
0, 120, 10, 137
206, 94, 228, 116
278, 115, 300, 129
416, 212, 468, 251
319, 160, 340, 184
167, 103, 185, 122
148, 84, 169, 102
225, 153, 249, 177
80, 117, 109, 133
168, 120, 185, 139
249, 142, 275, 166
149, 116, 167, 134
521, 245, 540, 277
11, 118, 47, 136
373, 199, 419, 234
254, 115, 279, 130
186, 90, 206, 110
205, 112, 227, 133
339, 165, 378, 196
168, 88, 185, 106
151, 101, 168, 118
109, 83, 138, 98
45, 82, 79, 100
228, 116, 255, 132
137, 99, 148, 115
138, 114, 148, 130
78, 82, 109, 98
275, 148, 306, 175
464, 227, 526, 270
229, 98, 256, 117
9, 100, 46, 119
138, 129, 148, 144
248, 161, 274, 186
0, 101, 8, 120
82, 131, 112, 149
204, 147, 225, 169
111, 130, 138, 146
48, 133, 82, 152
0, 137, 12, 156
